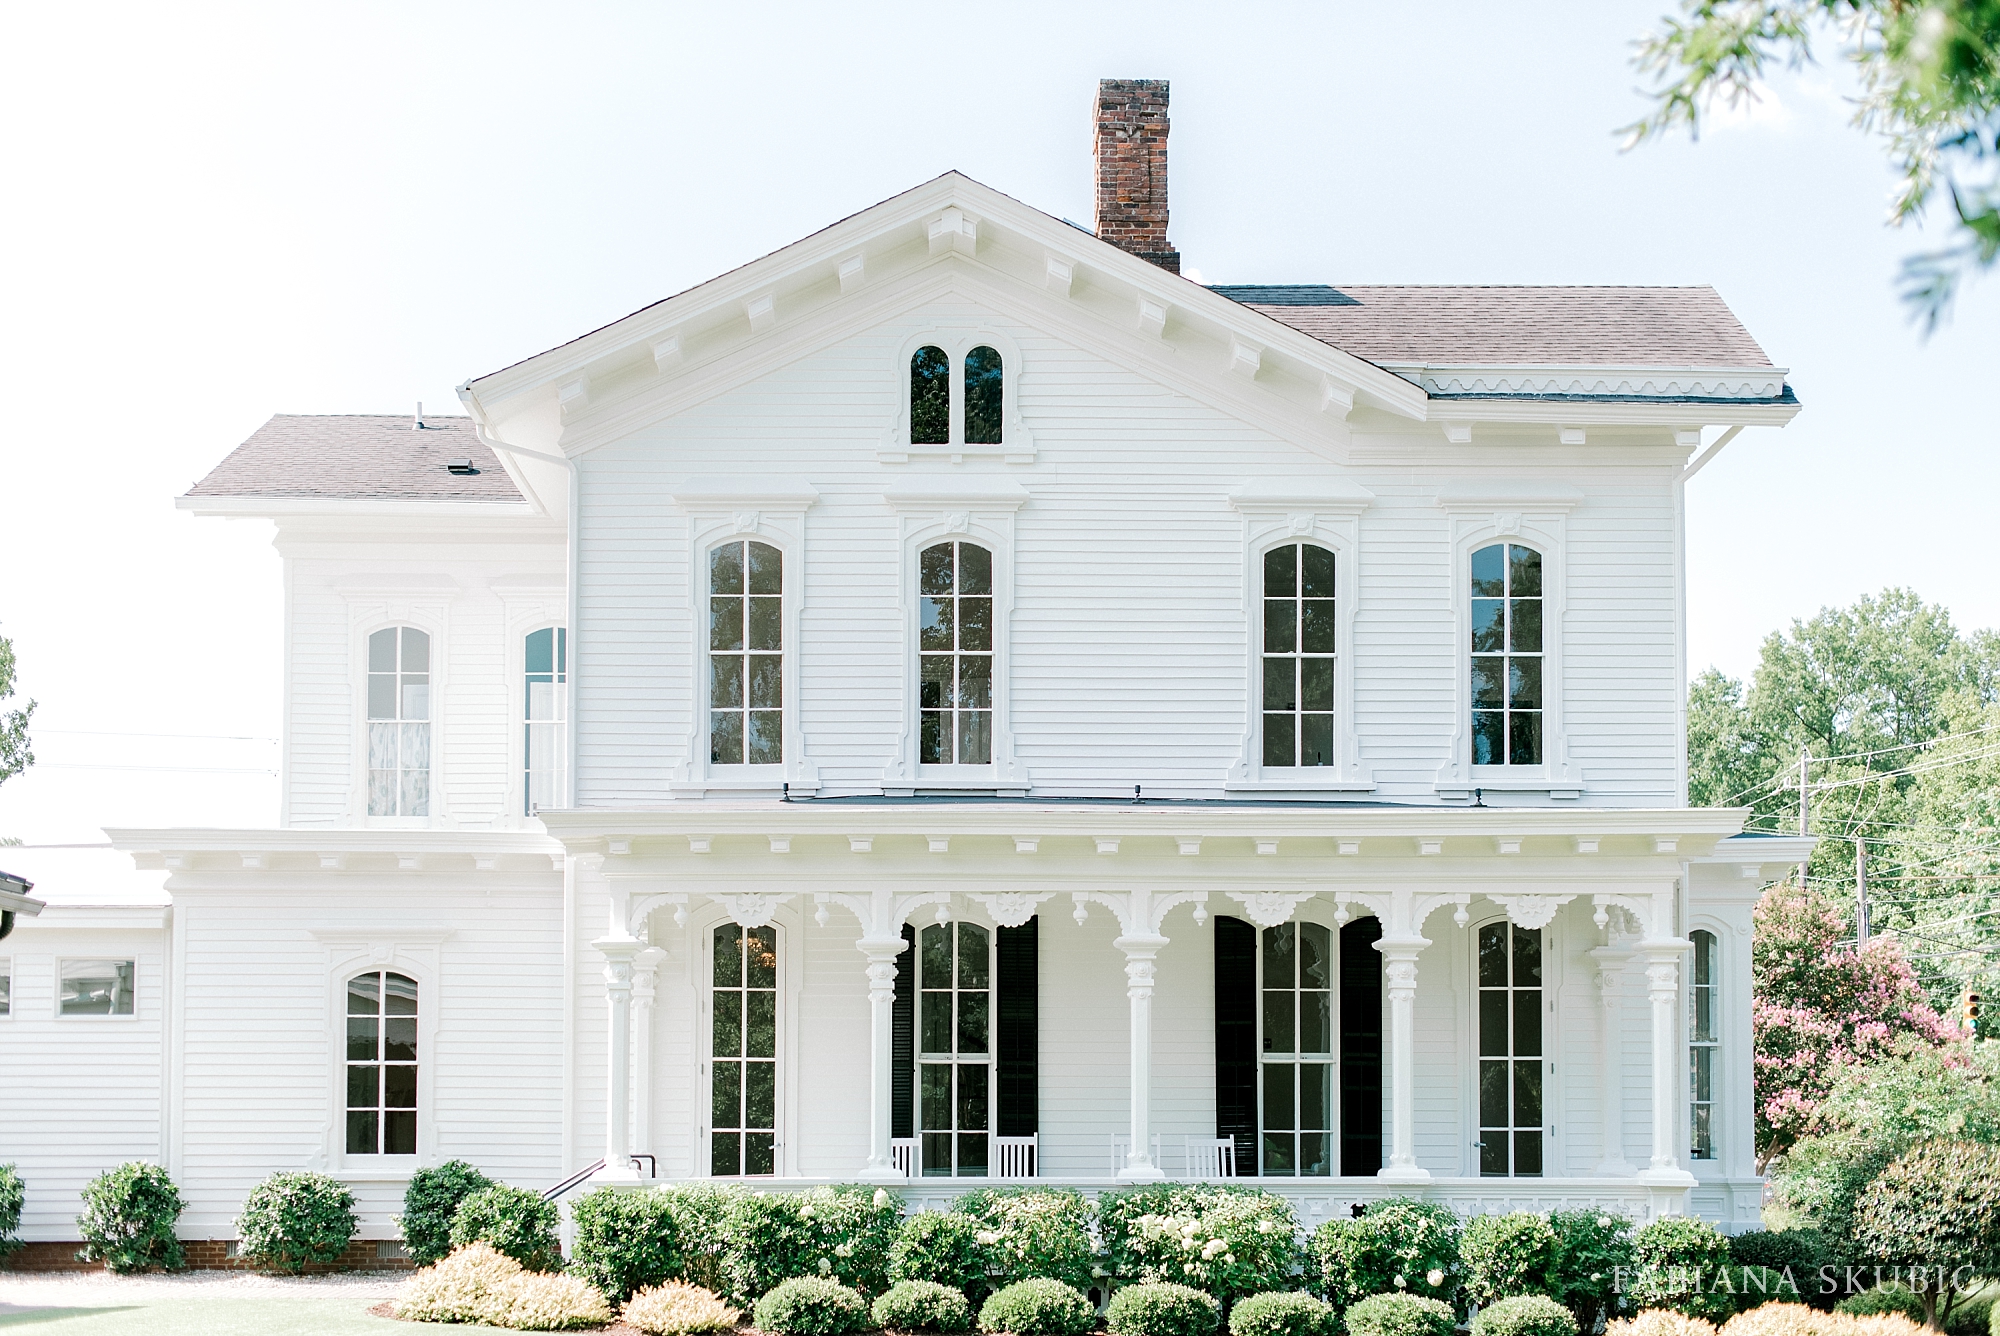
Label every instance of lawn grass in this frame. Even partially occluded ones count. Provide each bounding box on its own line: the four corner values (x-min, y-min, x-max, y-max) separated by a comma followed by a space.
0, 1295, 509, 1334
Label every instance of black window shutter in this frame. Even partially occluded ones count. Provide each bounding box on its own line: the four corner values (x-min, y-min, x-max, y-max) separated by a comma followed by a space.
1339, 916, 1384, 1176
892, 922, 916, 1140
996, 918, 1038, 1137
1214, 915, 1258, 1175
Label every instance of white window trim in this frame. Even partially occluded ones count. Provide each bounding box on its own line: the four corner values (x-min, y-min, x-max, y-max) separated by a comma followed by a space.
881, 487, 1028, 794
491, 576, 567, 828
668, 482, 820, 798
1225, 484, 1375, 794
1460, 906, 1563, 1179
53, 957, 140, 1021
691, 904, 801, 1180
309, 929, 451, 1178
345, 607, 452, 828
1434, 489, 1578, 799
880, 328, 1036, 466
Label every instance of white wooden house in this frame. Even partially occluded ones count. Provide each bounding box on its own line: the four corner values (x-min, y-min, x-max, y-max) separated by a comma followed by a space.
4, 81, 1814, 1253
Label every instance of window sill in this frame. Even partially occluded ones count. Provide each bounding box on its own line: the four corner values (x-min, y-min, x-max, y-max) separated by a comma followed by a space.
669, 774, 818, 800
1437, 775, 1582, 801
1224, 778, 1377, 796
334, 1163, 419, 1182
878, 442, 1035, 466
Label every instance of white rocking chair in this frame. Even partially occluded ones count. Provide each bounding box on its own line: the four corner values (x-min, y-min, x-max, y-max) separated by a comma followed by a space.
889, 1137, 919, 1178
1109, 1133, 1166, 1176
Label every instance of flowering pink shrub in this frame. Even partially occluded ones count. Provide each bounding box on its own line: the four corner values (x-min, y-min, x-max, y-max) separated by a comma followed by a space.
1751, 885, 1958, 1165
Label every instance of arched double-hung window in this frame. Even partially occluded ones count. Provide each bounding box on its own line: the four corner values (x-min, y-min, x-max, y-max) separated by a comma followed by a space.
1262, 542, 1337, 768
709, 541, 782, 766
367, 627, 430, 817
908, 345, 1004, 447
1689, 930, 1719, 1160
525, 627, 566, 812
920, 541, 993, 765
1471, 543, 1543, 766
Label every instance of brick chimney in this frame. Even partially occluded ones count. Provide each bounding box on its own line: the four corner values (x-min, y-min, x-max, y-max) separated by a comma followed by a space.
1093, 78, 1180, 274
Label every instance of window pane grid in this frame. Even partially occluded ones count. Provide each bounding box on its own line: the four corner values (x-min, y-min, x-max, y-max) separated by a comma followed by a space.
712, 924, 778, 1176
918, 921, 991, 1176
1477, 922, 1543, 1177
525, 627, 567, 813
1261, 543, 1336, 769
1259, 922, 1334, 1176
346, 970, 417, 1156
918, 542, 993, 766
709, 542, 782, 766
1689, 931, 1718, 1160
1470, 543, 1543, 767
367, 627, 430, 816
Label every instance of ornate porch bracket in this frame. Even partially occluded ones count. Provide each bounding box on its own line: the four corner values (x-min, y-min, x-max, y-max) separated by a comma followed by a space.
1223, 890, 1320, 929
1489, 893, 1577, 930
966, 892, 1057, 928
707, 891, 796, 928
815, 889, 953, 1182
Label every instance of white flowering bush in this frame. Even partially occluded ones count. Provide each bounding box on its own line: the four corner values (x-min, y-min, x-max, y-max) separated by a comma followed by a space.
723, 1185, 902, 1303
1308, 1198, 1461, 1310
1101, 1186, 1300, 1305
954, 1189, 1097, 1293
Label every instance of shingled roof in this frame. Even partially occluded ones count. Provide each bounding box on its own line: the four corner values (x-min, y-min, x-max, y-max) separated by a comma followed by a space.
1208, 285, 1773, 370
186, 415, 523, 503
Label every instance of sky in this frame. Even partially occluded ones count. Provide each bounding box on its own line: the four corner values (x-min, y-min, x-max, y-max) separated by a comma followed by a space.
1, 0, 1996, 846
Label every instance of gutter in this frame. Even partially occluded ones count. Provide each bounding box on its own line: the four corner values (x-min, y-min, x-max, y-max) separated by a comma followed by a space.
0, 870, 47, 941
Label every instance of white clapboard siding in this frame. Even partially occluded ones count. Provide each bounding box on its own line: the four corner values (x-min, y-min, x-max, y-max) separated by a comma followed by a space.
0, 925, 168, 1240
170, 880, 565, 1237
559, 309, 1681, 809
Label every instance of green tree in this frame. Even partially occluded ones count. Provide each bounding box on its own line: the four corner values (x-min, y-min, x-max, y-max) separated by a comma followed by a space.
1851, 1140, 2000, 1329
1769, 1041, 2000, 1255
1687, 589, 2000, 1015
0, 627, 33, 788
1625, 0, 2000, 325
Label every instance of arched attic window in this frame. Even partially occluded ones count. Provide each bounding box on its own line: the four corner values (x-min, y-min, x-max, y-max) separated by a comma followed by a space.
911, 346, 949, 445
964, 346, 1003, 444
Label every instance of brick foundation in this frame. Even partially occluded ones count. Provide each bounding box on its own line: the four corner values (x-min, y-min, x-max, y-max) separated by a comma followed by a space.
3, 1238, 414, 1273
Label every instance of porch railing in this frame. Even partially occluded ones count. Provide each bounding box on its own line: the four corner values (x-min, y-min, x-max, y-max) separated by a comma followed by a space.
888, 1135, 1038, 1180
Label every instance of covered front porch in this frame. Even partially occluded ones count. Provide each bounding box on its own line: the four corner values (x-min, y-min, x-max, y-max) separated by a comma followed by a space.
543, 804, 1802, 1226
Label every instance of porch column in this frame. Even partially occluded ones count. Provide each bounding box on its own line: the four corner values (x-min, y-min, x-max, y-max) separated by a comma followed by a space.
631, 945, 667, 1166
1589, 945, 1635, 1175
593, 934, 643, 1181
1114, 932, 1169, 1183
1637, 938, 1696, 1189
856, 934, 909, 1182
816, 889, 949, 1181
1375, 936, 1430, 1183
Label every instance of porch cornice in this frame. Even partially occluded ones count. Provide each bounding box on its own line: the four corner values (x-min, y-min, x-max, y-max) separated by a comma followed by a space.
537, 803, 1750, 854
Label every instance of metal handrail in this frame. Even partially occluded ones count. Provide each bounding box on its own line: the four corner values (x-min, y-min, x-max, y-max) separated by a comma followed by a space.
542, 1158, 606, 1202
